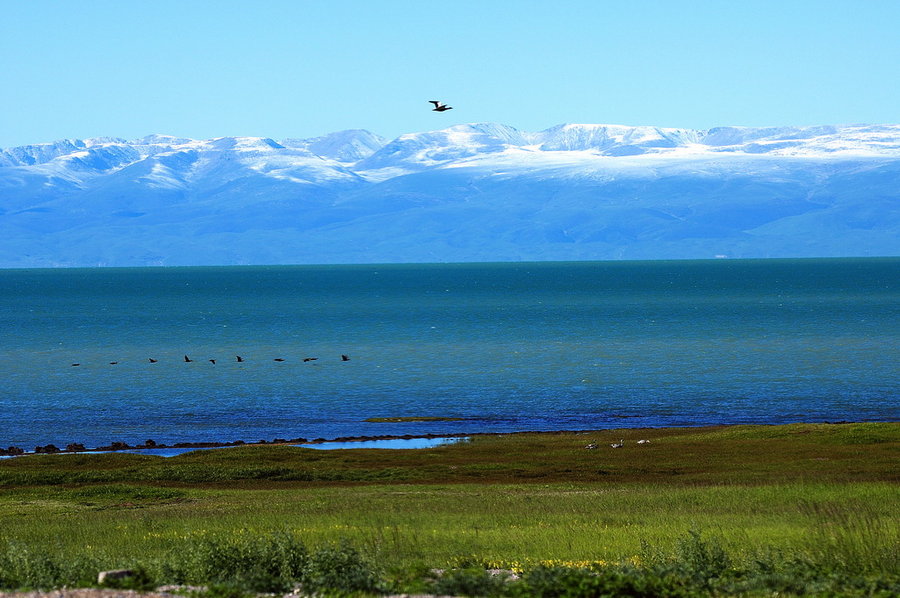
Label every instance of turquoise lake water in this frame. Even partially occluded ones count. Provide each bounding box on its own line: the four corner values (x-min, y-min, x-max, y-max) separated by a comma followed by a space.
1, 258, 897, 449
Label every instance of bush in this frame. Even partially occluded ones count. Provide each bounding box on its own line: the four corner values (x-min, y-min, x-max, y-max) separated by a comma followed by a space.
302, 540, 383, 594
430, 567, 509, 597
166, 531, 307, 593
510, 565, 699, 598
0, 542, 100, 590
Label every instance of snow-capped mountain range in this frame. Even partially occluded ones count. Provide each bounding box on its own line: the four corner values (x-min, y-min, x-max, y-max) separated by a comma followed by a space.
1, 123, 898, 267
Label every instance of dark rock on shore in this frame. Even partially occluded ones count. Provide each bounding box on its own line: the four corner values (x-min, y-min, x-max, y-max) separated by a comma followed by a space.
172, 441, 229, 449
97, 441, 131, 451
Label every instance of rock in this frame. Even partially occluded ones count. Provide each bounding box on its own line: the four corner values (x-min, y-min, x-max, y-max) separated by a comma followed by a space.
66, 443, 86, 452
98, 569, 135, 584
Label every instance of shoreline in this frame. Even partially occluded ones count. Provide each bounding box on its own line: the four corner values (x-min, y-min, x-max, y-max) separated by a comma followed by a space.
1, 419, 878, 458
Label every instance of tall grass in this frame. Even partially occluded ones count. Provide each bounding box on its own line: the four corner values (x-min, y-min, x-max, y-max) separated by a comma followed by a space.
2, 482, 897, 569
1, 423, 897, 594
799, 499, 900, 575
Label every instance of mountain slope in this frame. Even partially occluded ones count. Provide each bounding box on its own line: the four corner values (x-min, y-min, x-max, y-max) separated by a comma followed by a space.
1, 123, 898, 267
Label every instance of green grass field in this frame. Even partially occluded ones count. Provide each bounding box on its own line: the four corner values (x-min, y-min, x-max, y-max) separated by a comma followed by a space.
1, 422, 898, 596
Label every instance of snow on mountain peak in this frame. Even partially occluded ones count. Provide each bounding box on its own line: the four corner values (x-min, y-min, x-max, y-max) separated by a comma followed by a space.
1, 122, 899, 267
282, 129, 387, 163
133, 134, 196, 146
536, 123, 701, 154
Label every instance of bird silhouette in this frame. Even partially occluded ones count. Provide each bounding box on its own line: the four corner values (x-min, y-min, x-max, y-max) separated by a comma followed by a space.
341, 354, 350, 361
274, 358, 285, 362
109, 362, 118, 365
303, 357, 318, 362
209, 359, 216, 365
236, 355, 244, 362
184, 355, 192, 363
429, 100, 452, 112
149, 358, 158, 363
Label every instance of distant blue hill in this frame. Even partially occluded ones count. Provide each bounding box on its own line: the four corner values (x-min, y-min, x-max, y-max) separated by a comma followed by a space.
1, 123, 898, 267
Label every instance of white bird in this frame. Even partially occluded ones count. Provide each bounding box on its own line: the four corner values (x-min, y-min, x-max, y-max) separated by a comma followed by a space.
637, 439, 651, 444
610, 440, 624, 449
429, 100, 452, 112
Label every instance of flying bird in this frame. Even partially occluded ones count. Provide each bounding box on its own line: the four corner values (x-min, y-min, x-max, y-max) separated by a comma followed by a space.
149, 358, 158, 363
184, 355, 192, 362
236, 355, 244, 362
429, 100, 452, 112
341, 354, 350, 361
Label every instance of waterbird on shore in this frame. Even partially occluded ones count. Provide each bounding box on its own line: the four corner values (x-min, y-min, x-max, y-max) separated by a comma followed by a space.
184, 355, 192, 362
610, 440, 624, 449
429, 100, 452, 112
637, 439, 651, 444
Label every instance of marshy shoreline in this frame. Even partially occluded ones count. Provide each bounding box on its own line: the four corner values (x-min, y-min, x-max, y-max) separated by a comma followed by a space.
1, 421, 898, 596
2, 418, 881, 458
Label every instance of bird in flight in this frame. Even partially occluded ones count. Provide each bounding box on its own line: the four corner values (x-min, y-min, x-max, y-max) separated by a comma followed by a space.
429, 100, 452, 112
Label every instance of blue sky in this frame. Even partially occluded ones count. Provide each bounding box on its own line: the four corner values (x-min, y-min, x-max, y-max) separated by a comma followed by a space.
2, 0, 898, 148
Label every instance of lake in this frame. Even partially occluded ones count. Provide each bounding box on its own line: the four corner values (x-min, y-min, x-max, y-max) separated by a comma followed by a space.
1, 258, 897, 449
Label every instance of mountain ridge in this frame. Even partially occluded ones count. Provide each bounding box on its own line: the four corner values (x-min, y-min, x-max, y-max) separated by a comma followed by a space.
1, 122, 898, 267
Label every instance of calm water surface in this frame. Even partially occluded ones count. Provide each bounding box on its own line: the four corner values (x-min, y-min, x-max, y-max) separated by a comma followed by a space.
1, 259, 897, 448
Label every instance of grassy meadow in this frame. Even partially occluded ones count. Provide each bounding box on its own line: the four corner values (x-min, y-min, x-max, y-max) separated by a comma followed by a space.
0, 422, 898, 595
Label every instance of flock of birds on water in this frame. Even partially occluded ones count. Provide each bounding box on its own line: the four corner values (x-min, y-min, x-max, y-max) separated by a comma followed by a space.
69, 354, 351, 367
66, 96, 455, 369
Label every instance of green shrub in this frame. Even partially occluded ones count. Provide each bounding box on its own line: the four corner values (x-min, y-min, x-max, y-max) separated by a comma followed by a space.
166, 531, 307, 593
302, 540, 383, 594
429, 567, 509, 597
0, 542, 100, 590
510, 565, 699, 598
